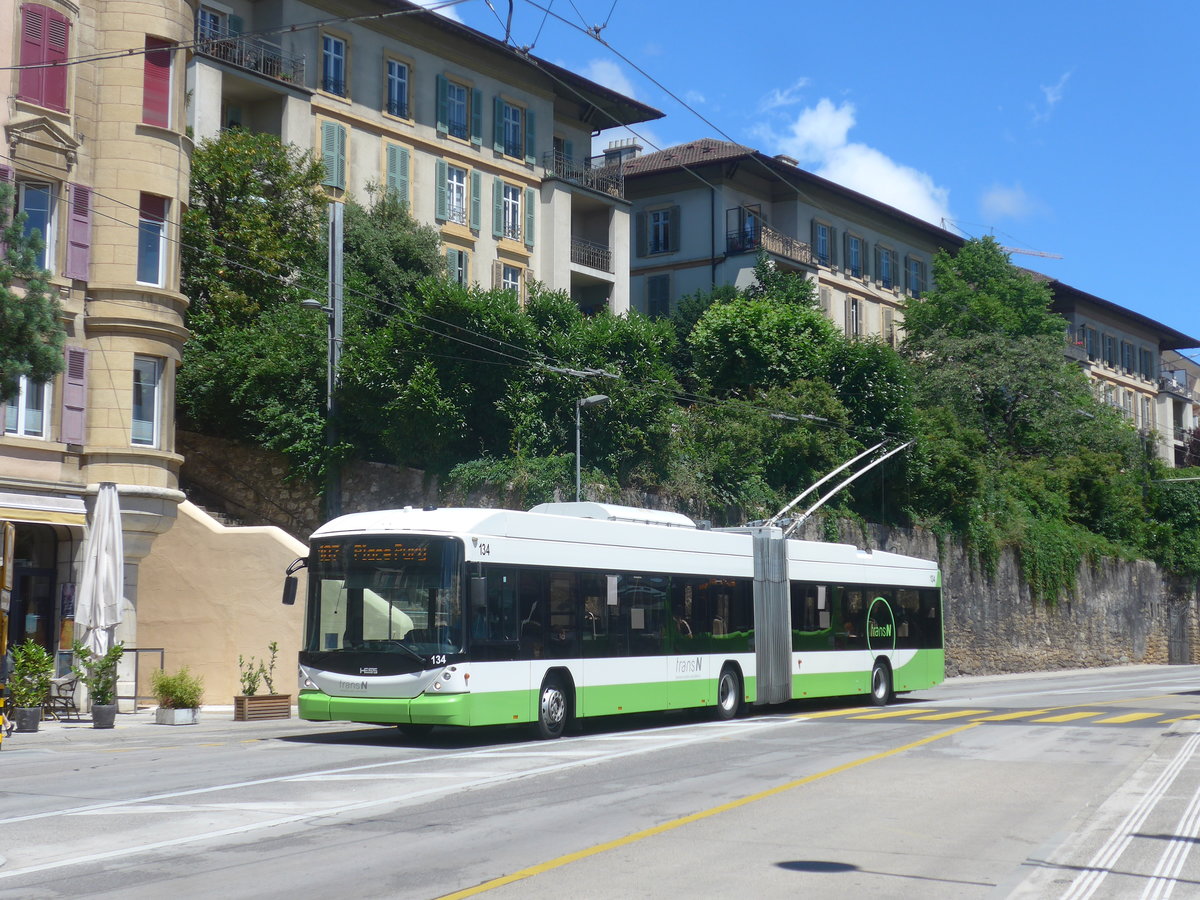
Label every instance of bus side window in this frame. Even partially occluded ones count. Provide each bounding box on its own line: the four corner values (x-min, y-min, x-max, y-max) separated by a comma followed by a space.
518, 568, 545, 659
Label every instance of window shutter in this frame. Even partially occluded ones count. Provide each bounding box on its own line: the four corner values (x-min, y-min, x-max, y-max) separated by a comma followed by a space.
446, 248, 457, 282
18, 5, 47, 105
386, 144, 409, 205
0, 165, 12, 257
667, 205, 680, 252
492, 259, 502, 288
461, 250, 469, 285
44, 9, 69, 111
635, 212, 647, 257
64, 183, 91, 280
810, 219, 819, 260
524, 187, 535, 249
524, 109, 536, 165
873, 245, 881, 284
828, 227, 837, 268
470, 88, 483, 146
493, 96, 505, 153
469, 170, 482, 230
435, 159, 448, 220
60, 346, 87, 445
883, 307, 895, 346
819, 285, 831, 313
320, 122, 338, 188
228, 15, 243, 34
143, 38, 172, 127
436, 75, 448, 135
492, 176, 503, 239
564, 139, 574, 166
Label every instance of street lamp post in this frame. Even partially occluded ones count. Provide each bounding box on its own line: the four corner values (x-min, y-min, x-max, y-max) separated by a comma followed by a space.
575, 394, 610, 502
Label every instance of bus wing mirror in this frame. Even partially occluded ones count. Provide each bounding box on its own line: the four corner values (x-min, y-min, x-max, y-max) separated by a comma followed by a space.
282, 557, 307, 606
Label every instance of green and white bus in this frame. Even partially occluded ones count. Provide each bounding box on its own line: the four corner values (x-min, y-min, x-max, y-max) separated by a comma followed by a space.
283, 502, 943, 739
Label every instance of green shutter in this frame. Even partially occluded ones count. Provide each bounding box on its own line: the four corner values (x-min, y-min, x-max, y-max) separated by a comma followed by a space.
470, 170, 482, 230
435, 159, 448, 220
493, 96, 505, 153
524, 109, 536, 165
524, 187, 535, 248
321, 122, 345, 189
386, 144, 409, 205
470, 88, 483, 146
446, 248, 458, 283
492, 176, 503, 239
436, 75, 448, 135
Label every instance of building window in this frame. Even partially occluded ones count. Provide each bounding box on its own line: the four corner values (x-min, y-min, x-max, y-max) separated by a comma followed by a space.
447, 248, 468, 286
386, 59, 408, 117
18, 4, 70, 111
1141, 396, 1154, 430
905, 255, 926, 298
322, 34, 346, 96
131, 355, 162, 446
3, 376, 50, 438
846, 296, 864, 337
1120, 341, 1135, 374
446, 80, 468, 139
876, 245, 897, 290
446, 164, 466, 225
1138, 347, 1156, 381
1084, 326, 1099, 361
502, 101, 523, 157
1102, 333, 1117, 368
812, 220, 834, 267
137, 194, 167, 286
647, 274, 671, 317
143, 37, 173, 127
845, 234, 864, 278
502, 184, 521, 240
18, 181, 55, 271
502, 264, 521, 293
196, 7, 223, 40
320, 121, 347, 190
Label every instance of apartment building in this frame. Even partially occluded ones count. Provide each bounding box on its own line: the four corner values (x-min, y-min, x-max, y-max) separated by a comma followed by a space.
622, 138, 954, 346
187, 0, 661, 314
623, 137, 1199, 466
3, 0, 191, 674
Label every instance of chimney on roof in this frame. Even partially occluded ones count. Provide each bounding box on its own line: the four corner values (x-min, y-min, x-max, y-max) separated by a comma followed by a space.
774, 154, 799, 167
604, 138, 642, 166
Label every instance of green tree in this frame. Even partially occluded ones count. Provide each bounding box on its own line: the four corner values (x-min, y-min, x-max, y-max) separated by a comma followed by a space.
0, 182, 65, 401
181, 129, 326, 329
902, 236, 1066, 345
343, 188, 444, 319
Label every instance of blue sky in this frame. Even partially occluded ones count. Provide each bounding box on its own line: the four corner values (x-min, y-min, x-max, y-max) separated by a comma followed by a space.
433, 0, 1199, 347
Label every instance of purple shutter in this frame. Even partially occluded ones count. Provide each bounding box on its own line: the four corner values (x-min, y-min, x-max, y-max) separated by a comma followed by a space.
64, 183, 91, 280
18, 4, 46, 105
143, 37, 172, 127
44, 9, 69, 111
60, 346, 88, 445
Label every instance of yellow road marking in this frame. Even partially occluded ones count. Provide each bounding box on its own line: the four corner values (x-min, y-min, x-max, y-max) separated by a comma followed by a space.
434, 722, 979, 900
1095, 712, 1161, 724
1032, 711, 1104, 723
1161, 714, 1200, 723
850, 708, 938, 719
912, 709, 991, 720
973, 708, 1061, 721
791, 707, 872, 719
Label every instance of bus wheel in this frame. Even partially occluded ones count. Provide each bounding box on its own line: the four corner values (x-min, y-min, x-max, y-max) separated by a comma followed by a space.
870, 660, 892, 707
535, 675, 569, 740
714, 666, 741, 721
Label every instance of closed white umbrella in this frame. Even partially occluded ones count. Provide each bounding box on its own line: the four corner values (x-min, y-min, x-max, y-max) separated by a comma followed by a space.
75, 482, 124, 656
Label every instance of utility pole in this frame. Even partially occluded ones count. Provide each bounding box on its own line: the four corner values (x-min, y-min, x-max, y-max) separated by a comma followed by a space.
326, 201, 344, 519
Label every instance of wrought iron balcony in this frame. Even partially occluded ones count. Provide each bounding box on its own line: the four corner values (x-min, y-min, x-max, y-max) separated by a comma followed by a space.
195, 25, 305, 85
543, 152, 624, 199
726, 223, 815, 267
1064, 341, 1088, 362
571, 237, 612, 273
1160, 373, 1195, 402
386, 97, 409, 118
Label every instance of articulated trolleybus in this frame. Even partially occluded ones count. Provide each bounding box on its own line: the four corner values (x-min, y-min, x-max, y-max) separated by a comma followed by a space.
282, 502, 943, 738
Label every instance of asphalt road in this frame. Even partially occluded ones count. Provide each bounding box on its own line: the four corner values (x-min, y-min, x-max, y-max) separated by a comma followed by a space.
2, 665, 1199, 899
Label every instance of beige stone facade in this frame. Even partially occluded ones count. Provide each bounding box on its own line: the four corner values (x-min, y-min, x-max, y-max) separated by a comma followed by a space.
2, 0, 192, 694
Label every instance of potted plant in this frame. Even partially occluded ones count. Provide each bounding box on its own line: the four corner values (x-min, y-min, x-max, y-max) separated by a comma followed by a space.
8, 639, 53, 733
234, 641, 291, 720
71, 641, 124, 729
151, 666, 204, 725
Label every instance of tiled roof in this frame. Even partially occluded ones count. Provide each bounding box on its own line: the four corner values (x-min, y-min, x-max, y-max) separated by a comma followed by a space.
622, 139, 755, 175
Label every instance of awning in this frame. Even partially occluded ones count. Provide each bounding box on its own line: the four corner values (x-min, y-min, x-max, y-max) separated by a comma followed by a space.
0, 492, 87, 527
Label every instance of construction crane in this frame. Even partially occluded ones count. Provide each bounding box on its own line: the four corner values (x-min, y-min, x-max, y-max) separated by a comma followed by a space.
1001, 246, 1063, 259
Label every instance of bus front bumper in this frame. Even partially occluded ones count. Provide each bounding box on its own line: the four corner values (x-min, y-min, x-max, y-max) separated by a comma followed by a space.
298, 690, 472, 727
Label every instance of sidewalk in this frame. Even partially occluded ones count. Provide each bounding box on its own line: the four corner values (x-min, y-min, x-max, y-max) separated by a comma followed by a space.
1, 705, 360, 751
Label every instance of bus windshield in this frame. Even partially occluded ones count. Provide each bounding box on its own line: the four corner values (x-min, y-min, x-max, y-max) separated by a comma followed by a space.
306, 536, 463, 658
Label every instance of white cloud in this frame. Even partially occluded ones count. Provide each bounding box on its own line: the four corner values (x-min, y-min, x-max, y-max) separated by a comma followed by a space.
758, 78, 810, 113
580, 59, 638, 101
414, 0, 463, 22
980, 183, 1037, 220
1032, 70, 1072, 123
763, 98, 951, 226
684, 89, 706, 106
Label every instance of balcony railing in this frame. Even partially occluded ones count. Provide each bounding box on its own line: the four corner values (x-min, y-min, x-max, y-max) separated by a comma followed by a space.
726, 223, 815, 267
1064, 341, 1088, 362
195, 25, 305, 85
570, 237, 612, 273
1160, 373, 1195, 402
543, 152, 624, 199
